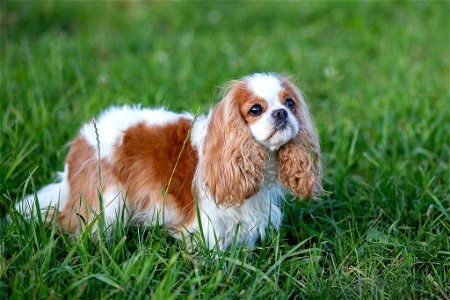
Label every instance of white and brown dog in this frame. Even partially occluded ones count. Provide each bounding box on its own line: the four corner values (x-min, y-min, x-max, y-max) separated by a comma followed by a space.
16, 73, 322, 249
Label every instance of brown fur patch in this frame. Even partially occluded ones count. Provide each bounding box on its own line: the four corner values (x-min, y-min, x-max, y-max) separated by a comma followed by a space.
59, 136, 117, 232
113, 118, 198, 227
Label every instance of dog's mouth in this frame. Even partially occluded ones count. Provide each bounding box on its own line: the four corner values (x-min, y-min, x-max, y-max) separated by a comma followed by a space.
274, 122, 288, 131
264, 122, 291, 142
274, 118, 292, 131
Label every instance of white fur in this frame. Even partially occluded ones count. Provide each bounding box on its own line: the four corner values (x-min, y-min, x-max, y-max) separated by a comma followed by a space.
190, 151, 284, 249
190, 115, 208, 149
130, 191, 183, 228
102, 186, 128, 229
246, 73, 282, 104
15, 164, 70, 219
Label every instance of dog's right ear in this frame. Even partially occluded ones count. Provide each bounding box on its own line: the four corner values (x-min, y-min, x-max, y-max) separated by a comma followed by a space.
200, 81, 266, 207
277, 76, 322, 199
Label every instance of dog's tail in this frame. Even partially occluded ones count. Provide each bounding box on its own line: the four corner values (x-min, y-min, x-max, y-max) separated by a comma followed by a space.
15, 164, 70, 222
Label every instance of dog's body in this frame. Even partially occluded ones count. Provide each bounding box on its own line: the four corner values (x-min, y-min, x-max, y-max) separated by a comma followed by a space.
16, 73, 321, 249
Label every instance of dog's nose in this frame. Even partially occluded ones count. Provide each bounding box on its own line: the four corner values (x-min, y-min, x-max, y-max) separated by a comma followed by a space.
272, 108, 288, 120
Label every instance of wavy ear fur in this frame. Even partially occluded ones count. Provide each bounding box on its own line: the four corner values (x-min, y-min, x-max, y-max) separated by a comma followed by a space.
201, 81, 266, 207
278, 77, 322, 199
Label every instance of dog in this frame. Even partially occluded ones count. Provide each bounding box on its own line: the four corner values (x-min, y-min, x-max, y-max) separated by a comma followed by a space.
15, 73, 322, 249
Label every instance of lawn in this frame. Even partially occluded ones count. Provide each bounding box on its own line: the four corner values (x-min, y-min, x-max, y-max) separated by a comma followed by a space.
1, 2, 449, 299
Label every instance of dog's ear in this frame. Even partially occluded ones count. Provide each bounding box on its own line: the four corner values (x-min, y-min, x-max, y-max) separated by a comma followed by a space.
277, 77, 322, 199
200, 81, 266, 207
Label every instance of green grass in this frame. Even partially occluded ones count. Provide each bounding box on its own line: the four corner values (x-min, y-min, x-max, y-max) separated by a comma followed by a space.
1, 1, 449, 299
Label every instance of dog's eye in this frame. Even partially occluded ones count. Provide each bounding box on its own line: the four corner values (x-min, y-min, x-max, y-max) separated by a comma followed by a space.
285, 98, 295, 109
248, 104, 264, 116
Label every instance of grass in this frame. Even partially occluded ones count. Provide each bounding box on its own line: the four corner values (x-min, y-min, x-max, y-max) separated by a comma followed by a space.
1, 1, 449, 299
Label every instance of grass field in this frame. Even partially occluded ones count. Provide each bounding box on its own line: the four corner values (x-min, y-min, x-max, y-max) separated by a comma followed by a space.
1, 2, 449, 299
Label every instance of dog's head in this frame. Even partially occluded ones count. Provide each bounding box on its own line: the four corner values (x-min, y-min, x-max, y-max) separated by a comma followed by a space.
200, 73, 322, 206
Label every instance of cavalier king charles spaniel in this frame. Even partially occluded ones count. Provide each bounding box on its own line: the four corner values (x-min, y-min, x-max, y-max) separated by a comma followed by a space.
16, 73, 322, 249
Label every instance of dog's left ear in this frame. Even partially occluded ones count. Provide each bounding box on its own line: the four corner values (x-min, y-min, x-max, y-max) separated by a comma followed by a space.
277, 77, 322, 199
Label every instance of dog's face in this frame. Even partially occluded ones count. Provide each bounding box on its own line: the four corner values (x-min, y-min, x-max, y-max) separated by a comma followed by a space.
238, 74, 300, 151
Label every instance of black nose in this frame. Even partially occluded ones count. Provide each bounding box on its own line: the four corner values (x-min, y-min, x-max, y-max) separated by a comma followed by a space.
272, 108, 288, 120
